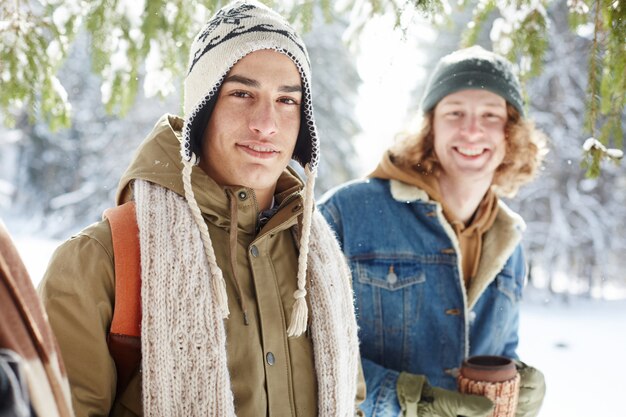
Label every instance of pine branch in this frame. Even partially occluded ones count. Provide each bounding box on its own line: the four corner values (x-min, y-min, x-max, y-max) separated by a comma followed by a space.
1, 0, 624, 181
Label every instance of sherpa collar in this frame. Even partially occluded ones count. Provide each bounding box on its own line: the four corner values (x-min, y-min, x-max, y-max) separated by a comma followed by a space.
388, 178, 525, 308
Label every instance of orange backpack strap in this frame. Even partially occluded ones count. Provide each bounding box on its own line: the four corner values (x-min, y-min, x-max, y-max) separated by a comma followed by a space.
103, 201, 142, 397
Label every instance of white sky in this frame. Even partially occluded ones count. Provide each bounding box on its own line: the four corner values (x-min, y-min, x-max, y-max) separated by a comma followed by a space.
352, 14, 435, 175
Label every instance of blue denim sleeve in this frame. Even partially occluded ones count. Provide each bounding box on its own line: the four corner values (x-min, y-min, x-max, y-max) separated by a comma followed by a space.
501, 245, 525, 360
502, 311, 520, 360
317, 199, 344, 249
361, 358, 402, 417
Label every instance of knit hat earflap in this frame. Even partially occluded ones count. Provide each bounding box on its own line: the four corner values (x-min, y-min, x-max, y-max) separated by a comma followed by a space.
420, 45, 524, 117
180, 0, 318, 337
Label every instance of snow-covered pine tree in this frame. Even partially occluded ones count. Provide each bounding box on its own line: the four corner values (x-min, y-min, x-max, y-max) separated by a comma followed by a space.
0, 4, 361, 237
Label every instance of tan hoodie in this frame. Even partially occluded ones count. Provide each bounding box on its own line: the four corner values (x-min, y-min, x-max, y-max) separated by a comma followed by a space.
370, 151, 499, 287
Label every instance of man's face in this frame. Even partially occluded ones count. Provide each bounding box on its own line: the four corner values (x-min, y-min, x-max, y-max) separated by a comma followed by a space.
200, 49, 301, 198
433, 89, 507, 187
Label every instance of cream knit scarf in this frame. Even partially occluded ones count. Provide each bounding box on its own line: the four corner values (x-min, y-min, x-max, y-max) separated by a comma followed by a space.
134, 179, 359, 416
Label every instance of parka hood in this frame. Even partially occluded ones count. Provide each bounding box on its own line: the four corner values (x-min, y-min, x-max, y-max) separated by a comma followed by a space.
116, 114, 190, 205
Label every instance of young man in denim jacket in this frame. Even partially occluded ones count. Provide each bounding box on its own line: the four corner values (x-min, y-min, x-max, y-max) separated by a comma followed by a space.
319, 46, 548, 417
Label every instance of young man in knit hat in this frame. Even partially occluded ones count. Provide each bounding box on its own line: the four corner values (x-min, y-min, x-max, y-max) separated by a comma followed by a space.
38, 1, 364, 416
319, 46, 548, 417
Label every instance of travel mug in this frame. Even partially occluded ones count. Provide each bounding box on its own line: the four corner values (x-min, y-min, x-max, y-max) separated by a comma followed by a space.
457, 355, 520, 417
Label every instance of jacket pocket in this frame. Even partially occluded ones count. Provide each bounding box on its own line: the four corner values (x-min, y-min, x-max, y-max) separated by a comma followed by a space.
354, 257, 426, 291
351, 257, 427, 367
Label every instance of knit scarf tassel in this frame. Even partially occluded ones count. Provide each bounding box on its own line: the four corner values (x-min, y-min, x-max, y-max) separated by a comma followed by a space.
181, 159, 230, 318
287, 163, 316, 337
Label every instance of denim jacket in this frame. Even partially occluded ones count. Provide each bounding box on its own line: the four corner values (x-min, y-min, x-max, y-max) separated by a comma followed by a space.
318, 178, 527, 416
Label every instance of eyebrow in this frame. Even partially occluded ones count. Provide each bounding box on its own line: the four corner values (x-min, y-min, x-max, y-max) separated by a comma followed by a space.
223, 74, 302, 93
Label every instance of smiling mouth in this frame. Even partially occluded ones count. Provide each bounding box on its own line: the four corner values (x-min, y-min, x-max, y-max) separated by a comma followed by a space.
238, 143, 279, 158
242, 143, 278, 153
456, 146, 486, 157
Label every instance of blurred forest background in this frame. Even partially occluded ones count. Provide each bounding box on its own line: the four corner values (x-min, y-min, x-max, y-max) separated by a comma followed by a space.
1, 0, 625, 300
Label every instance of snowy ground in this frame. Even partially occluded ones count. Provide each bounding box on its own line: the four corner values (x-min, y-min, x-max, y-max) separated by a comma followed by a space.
517, 292, 625, 417
12, 235, 626, 417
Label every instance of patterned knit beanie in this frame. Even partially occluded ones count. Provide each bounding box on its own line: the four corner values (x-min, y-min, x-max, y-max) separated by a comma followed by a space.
420, 45, 524, 117
180, 0, 318, 337
182, 0, 318, 169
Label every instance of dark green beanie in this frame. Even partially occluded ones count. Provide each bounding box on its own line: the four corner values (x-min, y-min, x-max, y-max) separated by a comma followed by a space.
420, 45, 524, 117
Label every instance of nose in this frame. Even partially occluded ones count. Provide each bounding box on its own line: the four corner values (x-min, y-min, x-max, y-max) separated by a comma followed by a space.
461, 114, 482, 138
249, 100, 277, 137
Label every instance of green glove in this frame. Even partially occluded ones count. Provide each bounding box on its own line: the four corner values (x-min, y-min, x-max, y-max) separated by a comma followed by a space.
514, 361, 546, 417
397, 372, 494, 417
